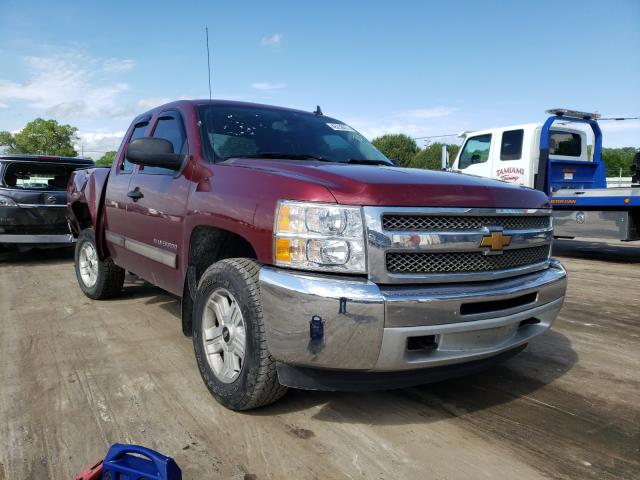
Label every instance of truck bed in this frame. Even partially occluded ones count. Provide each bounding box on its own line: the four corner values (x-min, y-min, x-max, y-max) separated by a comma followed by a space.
551, 187, 640, 208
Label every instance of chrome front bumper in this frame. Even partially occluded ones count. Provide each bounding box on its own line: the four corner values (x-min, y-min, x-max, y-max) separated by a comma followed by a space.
259, 260, 567, 373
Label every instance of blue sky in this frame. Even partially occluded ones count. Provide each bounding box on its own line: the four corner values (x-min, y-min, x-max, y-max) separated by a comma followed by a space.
0, 0, 638, 157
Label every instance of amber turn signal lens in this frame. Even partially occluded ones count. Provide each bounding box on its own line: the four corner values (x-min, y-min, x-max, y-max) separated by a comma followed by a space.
277, 205, 291, 232
275, 238, 291, 262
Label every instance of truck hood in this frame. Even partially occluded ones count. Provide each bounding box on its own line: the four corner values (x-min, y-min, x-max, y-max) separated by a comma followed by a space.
226, 159, 550, 208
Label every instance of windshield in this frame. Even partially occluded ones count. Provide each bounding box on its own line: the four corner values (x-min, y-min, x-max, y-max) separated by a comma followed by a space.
198, 104, 391, 164
2, 162, 76, 191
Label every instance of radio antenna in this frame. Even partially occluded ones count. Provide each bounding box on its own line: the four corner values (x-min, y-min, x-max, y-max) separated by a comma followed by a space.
205, 27, 213, 103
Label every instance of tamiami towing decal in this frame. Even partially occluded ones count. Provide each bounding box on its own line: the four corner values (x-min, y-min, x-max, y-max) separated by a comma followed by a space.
496, 166, 525, 183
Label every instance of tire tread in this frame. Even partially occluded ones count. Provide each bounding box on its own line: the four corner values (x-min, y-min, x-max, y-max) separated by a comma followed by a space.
196, 258, 287, 410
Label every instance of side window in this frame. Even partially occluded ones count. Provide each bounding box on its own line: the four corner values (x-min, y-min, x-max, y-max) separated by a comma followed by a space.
549, 131, 581, 157
459, 134, 492, 169
500, 129, 524, 161
142, 114, 188, 175
122, 122, 148, 172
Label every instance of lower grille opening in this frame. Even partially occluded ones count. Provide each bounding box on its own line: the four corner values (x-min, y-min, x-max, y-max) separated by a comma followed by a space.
519, 318, 541, 327
460, 292, 538, 316
407, 335, 438, 351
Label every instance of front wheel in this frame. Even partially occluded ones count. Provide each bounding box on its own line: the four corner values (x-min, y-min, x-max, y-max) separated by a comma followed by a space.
192, 258, 287, 410
74, 228, 125, 299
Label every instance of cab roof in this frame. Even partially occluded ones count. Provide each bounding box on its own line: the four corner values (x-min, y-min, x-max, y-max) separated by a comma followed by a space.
0, 154, 94, 165
134, 99, 323, 122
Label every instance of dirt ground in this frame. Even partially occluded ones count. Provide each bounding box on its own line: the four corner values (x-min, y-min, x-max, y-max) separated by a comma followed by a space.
1, 240, 638, 480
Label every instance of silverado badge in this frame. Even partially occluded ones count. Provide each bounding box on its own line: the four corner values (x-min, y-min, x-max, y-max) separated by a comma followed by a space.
480, 230, 512, 253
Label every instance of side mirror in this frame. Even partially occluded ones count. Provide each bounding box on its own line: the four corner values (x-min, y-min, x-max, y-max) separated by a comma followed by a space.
126, 138, 184, 170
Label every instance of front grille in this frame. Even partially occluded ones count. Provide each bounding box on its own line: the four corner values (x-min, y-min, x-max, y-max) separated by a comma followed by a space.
382, 215, 551, 231
386, 245, 550, 274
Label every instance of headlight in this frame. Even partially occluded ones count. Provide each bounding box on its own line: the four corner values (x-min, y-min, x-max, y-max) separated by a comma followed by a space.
0, 195, 17, 207
273, 200, 366, 273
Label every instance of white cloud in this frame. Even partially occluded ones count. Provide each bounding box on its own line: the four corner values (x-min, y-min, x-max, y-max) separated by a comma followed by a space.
599, 120, 640, 133
76, 130, 126, 157
0, 102, 7, 109
251, 82, 286, 91
344, 106, 460, 141
102, 57, 136, 72
137, 97, 171, 110
261, 33, 282, 47
0, 50, 133, 118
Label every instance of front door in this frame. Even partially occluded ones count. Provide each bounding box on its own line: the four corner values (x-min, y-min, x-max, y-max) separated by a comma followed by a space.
123, 110, 191, 295
457, 133, 495, 178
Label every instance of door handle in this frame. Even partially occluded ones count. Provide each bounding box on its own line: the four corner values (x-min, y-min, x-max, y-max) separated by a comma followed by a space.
127, 190, 144, 201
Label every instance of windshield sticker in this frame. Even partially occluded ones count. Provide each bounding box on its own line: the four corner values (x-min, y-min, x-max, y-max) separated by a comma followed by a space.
326, 123, 355, 132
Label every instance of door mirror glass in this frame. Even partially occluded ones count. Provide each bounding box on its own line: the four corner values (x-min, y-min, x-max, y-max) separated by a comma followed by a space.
125, 138, 184, 171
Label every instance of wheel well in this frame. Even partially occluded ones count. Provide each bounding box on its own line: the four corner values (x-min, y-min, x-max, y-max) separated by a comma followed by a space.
182, 226, 258, 336
188, 226, 258, 285
70, 201, 92, 231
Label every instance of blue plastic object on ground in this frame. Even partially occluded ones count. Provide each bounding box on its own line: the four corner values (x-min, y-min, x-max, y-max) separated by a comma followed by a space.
101, 443, 181, 480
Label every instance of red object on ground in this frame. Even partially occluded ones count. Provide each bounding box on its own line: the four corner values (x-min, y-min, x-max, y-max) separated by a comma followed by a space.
72, 460, 103, 480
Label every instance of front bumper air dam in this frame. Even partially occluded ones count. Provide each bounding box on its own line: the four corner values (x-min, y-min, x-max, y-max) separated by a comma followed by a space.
259, 260, 567, 389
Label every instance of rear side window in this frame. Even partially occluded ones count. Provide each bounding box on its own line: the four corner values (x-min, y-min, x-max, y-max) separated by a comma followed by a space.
500, 129, 524, 160
550, 131, 581, 157
2, 162, 76, 190
122, 122, 148, 172
459, 134, 492, 169
143, 114, 188, 175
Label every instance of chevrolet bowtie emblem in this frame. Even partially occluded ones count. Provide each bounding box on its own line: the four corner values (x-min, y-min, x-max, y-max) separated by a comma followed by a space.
480, 231, 512, 252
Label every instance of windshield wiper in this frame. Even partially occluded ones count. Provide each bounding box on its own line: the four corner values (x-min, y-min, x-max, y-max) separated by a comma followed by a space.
344, 158, 393, 166
225, 152, 331, 162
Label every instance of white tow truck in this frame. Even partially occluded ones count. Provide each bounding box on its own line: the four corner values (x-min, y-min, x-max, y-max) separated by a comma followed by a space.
450, 109, 640, 242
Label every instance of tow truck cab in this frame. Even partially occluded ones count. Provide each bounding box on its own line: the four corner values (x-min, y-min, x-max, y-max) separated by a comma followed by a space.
451, 109, 640, 242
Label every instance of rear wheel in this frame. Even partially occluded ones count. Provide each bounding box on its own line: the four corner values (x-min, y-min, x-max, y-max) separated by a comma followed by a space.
74, 228, 125, 299
192, 258, 287, 410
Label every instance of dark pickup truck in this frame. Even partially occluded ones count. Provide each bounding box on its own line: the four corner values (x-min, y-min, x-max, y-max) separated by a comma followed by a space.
0, 154, 93, 250
67, 100, 567, 410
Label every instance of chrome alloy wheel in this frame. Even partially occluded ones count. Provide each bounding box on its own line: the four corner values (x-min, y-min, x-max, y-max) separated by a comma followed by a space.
78, 242, 99, 288
202, 288, 246, 383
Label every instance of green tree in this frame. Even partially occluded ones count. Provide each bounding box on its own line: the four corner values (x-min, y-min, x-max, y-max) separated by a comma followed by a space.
601, 147, 636, 176
0, 118, 79, 156
411, 143, 461, 170
96, 151, 116, 167
371, 134, 418, 167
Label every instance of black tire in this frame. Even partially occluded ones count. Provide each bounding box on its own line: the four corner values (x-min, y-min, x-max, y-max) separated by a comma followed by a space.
74, 228, 125, 300
192, 258, 287, 410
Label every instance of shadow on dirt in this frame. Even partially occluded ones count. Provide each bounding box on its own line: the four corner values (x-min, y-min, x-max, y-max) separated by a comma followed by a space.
252, 330, 577, 427
0, 246, 75, 265
553, 239, 640, 263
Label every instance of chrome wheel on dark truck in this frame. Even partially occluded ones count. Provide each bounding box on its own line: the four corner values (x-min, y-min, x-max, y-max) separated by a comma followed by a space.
74, 229, 125, 300
192, 258, 287, 410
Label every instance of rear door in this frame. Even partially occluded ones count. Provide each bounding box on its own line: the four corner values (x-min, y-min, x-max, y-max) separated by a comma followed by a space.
104, 119, 149, 265
123, 110, 191, 294
494, 128, 530, 186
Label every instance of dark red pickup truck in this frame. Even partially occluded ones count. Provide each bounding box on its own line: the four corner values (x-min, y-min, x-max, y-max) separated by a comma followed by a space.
68, 100, 567, 410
